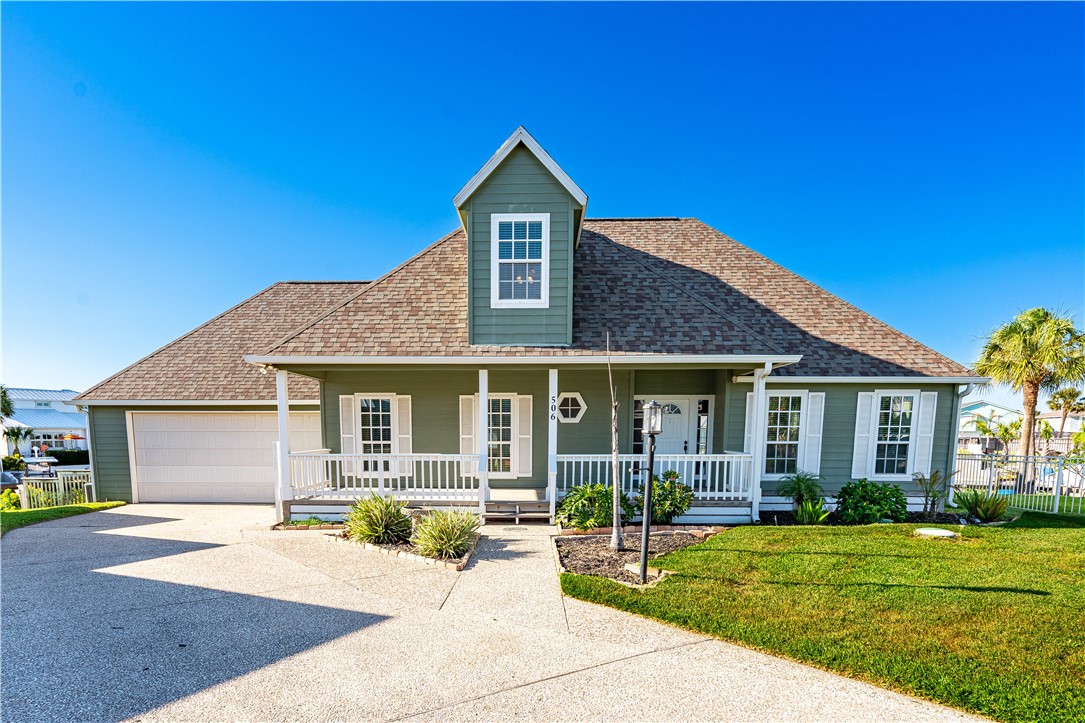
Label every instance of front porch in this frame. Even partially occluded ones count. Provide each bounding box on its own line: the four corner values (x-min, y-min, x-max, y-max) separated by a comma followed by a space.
270, 362, 779, 523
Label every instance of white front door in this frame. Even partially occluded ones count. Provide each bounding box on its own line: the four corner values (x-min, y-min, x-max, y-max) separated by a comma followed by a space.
656, 400, 691, 454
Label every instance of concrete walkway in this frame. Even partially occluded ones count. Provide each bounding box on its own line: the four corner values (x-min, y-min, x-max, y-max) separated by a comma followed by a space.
0, 504, 980, 722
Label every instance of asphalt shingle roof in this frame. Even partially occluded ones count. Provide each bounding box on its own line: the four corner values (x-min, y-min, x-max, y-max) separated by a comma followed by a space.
76, 282, 366, 401
265, 219, 971, 376
77, 218, 971, 403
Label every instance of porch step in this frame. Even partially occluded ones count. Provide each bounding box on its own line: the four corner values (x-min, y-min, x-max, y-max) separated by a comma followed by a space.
484, 501, 551, 525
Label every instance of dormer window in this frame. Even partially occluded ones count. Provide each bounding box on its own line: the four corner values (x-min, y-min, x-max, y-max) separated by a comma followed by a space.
491, 213, 549, 308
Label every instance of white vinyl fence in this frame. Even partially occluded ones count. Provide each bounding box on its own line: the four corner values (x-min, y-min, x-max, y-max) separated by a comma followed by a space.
953, 454, 1085, 516
556, 453, 754, 502
17, 470, 96, 510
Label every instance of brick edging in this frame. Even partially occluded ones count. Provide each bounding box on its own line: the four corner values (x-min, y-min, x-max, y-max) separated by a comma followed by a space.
272, 523, 346, 531
556, 524, 729, 538
323, 532, 481, 572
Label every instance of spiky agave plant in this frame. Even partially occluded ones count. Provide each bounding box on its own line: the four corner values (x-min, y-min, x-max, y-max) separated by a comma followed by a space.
344, 494, 413, 544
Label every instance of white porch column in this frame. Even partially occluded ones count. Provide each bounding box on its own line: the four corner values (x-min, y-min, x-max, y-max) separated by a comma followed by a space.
275, 369, 292, 520
478, 369, 489, 518
749, 362, 772, 521
548, 368, 558, 522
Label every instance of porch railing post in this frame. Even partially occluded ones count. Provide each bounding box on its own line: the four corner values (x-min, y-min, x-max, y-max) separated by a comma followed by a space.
548, 368, 558, 523
478, 369, 489, 519
275, 369, 292, 521
749, 363, 771, 521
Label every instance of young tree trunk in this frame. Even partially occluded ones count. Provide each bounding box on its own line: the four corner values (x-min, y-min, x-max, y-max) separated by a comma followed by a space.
607, 333, 624, 550
1060, 409, 1069, 438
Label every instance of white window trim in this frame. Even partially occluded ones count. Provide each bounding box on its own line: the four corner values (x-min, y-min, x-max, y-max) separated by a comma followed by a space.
866, 389, 920, 482
762, 390, 808, 481
490, 213, 550, 309
632, 395, 715, 455
556, 392, 587, 424
485, 393, 519, 479
354, 393, 400, 455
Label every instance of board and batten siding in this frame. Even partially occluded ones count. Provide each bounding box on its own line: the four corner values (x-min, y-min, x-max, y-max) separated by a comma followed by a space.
466, 145, 577, 346
86, 404, 318, 502
725, 383, 959, 496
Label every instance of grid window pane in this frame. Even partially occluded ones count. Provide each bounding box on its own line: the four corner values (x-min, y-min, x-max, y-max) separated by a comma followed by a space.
874, 395, 914, 475
358, 397, 393, 455
764, 395, 802, 475
496, 217, 545, 301
488, 398, 513, 473
498, 222, 513, 240
528, 221, 542, 239
513, 221, 527, 240
498, 241, 513, 260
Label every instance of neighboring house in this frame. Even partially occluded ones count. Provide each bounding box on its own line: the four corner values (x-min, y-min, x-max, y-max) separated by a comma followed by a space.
74, 127, 983, 522
958, 400, 1023, 453
1038, 409, 1084, 436
4, 388, 88, 455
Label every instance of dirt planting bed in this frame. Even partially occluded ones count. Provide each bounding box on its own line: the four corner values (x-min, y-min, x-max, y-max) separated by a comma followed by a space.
554, 532, 708, 584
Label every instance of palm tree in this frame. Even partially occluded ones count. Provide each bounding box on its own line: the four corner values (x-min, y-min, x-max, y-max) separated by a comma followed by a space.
1047, 387, 1085, 437
0, 385, 13, 420
3, 426, 34, 456
1037, 419, 1056, 454
975, 308, 1085, 457
973, 415, 1021, 457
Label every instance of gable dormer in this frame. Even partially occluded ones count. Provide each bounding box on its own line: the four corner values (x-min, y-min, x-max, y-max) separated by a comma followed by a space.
454, 127, 587, 346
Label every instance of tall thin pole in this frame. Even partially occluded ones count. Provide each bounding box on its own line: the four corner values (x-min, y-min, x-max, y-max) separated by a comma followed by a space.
640, 433, 656, 584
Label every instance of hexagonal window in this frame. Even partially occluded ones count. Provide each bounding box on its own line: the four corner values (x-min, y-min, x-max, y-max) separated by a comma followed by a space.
556, 392, 587, 424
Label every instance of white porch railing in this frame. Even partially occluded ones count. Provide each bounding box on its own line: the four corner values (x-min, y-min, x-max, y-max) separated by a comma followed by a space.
556, 453, 755, 502
288, 452, 480, 502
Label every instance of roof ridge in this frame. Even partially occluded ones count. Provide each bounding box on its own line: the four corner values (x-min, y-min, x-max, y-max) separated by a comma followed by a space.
75, 282, 296, 401
260, 229, 465, 356
687, 219, 973, 375
591, 232, 789, 356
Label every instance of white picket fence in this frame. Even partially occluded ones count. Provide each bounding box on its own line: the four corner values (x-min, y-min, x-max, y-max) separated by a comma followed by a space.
556, 453, 754, 502
953, 454, 1085, 516
17, 471, 96, 511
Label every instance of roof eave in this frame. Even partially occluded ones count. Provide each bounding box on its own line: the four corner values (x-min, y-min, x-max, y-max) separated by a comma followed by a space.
244, 354, 803, 367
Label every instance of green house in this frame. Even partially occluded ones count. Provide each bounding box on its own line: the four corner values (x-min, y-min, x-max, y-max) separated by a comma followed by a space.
73, 127, 983, 523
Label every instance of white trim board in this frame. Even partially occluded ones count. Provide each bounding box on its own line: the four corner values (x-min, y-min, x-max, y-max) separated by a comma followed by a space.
453, 126, 588, 208
246, 354, 803, 366
731, 375, 987, 384
76, 400, 320, 407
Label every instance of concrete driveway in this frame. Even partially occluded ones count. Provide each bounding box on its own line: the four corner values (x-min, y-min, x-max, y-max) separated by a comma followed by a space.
1, 504, 979, 722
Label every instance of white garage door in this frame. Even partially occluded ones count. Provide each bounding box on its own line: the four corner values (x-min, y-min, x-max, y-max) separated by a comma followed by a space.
131, 412, 322, 503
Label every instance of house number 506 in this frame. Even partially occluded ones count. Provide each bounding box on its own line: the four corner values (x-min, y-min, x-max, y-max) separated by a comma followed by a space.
550, 395, 557, 421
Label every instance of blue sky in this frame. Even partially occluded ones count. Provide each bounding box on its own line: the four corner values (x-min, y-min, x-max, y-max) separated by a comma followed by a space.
3, 2, 1082, 411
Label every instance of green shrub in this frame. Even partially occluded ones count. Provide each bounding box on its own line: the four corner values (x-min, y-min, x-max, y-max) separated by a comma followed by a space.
0, 489, 20, 511
954, 489, 1009, 523
46, 449, 90, 465
557, 483, 635, 531
1, 456, 25, 472
836, 479, 908, 524
913, 470, 954, 520
411, 510, 480, 560
636, 469, 694, 524
286, 516, 330, 526
794, 497, 830, 525
777, 471, 824, 506
344, 494, 412, 544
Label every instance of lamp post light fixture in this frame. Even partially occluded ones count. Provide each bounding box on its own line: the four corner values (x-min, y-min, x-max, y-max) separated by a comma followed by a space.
639, 399, 664, 584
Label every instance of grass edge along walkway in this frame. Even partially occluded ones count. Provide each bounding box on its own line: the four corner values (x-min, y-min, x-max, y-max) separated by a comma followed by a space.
560, 512, 1085, 723
1, 501, 127, 535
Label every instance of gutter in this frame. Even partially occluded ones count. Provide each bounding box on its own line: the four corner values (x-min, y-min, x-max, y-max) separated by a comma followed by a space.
244, 354, 804, 367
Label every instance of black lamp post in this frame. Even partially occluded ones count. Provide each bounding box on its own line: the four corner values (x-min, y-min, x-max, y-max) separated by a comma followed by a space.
640, 399, 664, 584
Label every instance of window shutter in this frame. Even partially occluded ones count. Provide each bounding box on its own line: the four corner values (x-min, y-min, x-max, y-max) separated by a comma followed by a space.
396, 396, 412, 476
459, 395, 477, 476
852, 392, 875, 479
743, 392, 754, 454
802, 392, 825, 476
911, 392, 939, 476
339, 395, 356, 454
340, 395, 356, 476
516, 395, 533, 478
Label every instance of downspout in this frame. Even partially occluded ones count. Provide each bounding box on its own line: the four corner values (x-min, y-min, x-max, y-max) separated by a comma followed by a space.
750, 361, 774, 521
947, 383, 973, 508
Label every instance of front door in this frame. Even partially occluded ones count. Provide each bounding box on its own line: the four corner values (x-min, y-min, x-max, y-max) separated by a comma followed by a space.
656, 400, 691, 454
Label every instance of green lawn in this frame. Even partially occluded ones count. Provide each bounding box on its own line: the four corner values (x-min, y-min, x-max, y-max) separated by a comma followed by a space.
561, 513, 1085, 722
0, 501, 126, 535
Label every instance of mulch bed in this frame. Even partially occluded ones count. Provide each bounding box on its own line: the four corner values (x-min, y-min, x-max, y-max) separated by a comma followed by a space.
555, 532, 705, 585
759, 510, 967, 526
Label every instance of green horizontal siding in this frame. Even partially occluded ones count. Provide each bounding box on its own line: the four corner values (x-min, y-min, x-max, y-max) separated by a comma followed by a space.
466, 145, 577, 346
725, 383, 959, 496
